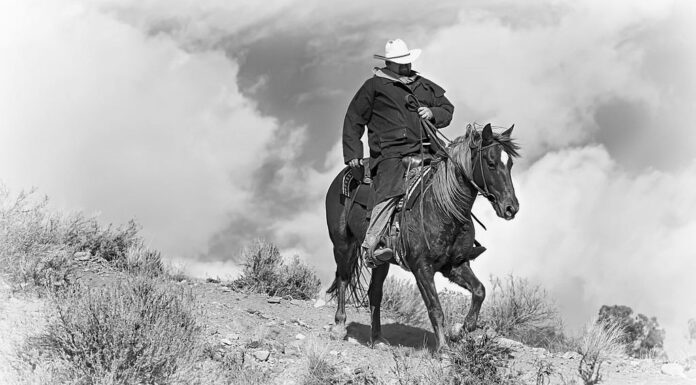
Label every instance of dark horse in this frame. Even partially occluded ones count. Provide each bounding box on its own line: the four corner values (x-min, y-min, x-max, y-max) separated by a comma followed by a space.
325, 123, 520, 350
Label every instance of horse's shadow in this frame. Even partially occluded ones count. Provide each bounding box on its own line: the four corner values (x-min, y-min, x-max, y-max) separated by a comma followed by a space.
344, 322, 436, 350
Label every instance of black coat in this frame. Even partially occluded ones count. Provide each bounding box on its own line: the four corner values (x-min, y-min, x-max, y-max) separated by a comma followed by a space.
342, 71, 454, 201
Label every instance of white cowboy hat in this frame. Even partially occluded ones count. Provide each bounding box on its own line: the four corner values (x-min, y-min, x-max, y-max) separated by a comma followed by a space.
373, 39, 421, 64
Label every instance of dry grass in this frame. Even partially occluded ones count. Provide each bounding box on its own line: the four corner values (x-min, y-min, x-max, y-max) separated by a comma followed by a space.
574, 317, 626, 385
232, 240, 321, 300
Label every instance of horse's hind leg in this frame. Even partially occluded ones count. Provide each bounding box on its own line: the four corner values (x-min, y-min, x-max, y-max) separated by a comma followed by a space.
412, 262, 447, 350
368, 263, 390, 347
331, 245, 352, 327
443, 262, 485, 333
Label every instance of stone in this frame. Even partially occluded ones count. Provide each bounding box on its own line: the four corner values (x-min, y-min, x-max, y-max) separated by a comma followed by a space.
450, 322, 464, 336
562, 351, 581, 360
253, 350, 271, 361
313, 299, 326, 308
267, 297, 282, 304
221, 287, 231, 292
226, 333, 240, 341
323, 324, 332, 331
221, 339, 233, 346
295, 333, 306, 340
329, 350, 339, 356
661, 363, 686, 378
498, 337, 524, 349
347, 337, 359, 345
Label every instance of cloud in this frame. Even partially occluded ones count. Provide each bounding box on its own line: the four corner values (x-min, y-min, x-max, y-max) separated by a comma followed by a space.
0, 0, 278, 258
467, 145, 696, 355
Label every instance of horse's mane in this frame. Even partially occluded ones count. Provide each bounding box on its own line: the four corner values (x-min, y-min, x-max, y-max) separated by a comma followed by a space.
430, 126, 520, 223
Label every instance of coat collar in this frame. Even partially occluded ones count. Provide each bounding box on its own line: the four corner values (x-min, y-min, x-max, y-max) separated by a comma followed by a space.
373, 67, 420, 85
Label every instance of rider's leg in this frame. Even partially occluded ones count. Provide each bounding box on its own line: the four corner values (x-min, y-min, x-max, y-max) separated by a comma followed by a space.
362, 197, 398, 267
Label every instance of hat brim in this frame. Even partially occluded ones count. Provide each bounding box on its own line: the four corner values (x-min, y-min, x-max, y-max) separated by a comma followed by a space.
373, 48, 421, 64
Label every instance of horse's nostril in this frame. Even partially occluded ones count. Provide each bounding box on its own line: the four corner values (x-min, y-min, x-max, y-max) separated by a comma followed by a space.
505, 206, 515, 218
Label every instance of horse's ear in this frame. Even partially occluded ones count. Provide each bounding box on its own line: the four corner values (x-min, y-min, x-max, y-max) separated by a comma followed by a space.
482, 123, 494, 144
502, 124, 514, 137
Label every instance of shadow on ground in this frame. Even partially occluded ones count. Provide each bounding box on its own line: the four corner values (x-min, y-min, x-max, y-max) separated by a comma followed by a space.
345, 322, 436, 350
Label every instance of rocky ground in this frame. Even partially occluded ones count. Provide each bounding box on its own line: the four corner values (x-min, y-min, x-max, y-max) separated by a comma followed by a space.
2, 269, 696, 385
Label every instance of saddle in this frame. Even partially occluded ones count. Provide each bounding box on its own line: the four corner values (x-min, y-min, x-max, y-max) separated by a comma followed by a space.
341, 156, 433, 270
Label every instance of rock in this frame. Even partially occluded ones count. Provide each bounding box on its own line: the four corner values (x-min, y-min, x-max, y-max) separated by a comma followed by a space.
341, 367, 353, 375
253, 350, 271, 361
293, 319, 310, 328
661, 363, 686, 378
221, 287, 231, 292
226, 333, 240, 341
498, 337, 524, 349
347, 337, 359, 345
295, 333, 306, 340
267, 297, 282, 304
562, 351, 581, 360
221, 339, 233, 346
313, 299, 326, 308
323, 324, 333, 331
329, 350, 339, 356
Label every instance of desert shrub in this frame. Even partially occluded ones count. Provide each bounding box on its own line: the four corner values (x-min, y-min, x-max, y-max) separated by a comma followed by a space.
63, 215, 142, 263
597, 305, 665, 357
448, 333, 519, 385
0, 187, 74, 289
382, 276, 429, 326
574, 317, 625, 385
117, 244, 165, 278
29, 277, 201, 384
233, 240, 321, 300
483, 275, 567, 350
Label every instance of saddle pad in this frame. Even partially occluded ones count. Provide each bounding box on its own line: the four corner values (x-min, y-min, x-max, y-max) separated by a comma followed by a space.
342, 168, 375, 210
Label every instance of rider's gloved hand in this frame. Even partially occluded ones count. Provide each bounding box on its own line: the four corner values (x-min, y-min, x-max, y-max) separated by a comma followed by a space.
348, 158, 363, 168
418, 107, 433, 120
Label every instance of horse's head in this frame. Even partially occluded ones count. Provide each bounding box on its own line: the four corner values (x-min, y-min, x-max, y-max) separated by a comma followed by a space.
470, 124, 520, 220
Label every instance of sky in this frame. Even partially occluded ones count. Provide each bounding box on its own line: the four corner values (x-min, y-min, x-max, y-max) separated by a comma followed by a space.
1, 0, 695, 356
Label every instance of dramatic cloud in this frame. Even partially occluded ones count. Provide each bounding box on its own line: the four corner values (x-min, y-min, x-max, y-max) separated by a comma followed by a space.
0, 0, 278, 262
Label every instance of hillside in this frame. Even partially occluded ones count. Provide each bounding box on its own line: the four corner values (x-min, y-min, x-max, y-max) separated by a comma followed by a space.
2, 262, 696, 384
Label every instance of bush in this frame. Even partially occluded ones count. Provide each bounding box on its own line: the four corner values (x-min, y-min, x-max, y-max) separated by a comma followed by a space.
29, 277, 202, 384
597, 305, 665, 357
483, 275, 567, 350
575, 317, 626, 385
64, 216, 141, 262
232, 240, 321, 300
448, 333, 519, 385
382, 276, 429, 326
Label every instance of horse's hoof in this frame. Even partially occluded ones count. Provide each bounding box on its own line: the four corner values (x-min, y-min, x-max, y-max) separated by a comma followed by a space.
371, 338, 390, 350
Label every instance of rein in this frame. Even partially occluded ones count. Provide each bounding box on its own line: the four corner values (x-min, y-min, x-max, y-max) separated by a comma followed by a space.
404, 95, 496, 248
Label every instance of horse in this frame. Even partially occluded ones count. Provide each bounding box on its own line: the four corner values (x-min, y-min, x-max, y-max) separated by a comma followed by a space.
325, 123, 520, 350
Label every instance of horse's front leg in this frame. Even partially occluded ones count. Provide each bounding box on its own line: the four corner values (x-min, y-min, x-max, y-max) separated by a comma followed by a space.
443, 261, 485, 333
368, 263, 390, 347
412, 262, 447, 350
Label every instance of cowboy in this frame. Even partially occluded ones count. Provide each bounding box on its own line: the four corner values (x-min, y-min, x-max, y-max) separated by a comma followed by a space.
343, 38, 454, 267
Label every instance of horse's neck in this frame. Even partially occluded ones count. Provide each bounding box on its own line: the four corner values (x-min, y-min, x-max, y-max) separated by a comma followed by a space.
425, 160, 478, 224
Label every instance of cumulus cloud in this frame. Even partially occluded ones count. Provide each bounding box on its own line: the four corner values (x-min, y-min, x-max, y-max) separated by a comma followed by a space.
469, 145, 696, 356
0, 0, 278, 258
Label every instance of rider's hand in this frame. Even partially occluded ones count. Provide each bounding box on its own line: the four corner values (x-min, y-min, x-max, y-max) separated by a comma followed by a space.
348, 158, 363, 168
418, 107, 433, 120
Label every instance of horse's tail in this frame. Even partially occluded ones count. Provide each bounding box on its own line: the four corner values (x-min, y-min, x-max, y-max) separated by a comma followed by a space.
325, 235, 370, 306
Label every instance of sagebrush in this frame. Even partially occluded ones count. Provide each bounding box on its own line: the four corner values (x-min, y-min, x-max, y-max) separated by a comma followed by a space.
233, 240, 321, 300
26, 278, 201, 384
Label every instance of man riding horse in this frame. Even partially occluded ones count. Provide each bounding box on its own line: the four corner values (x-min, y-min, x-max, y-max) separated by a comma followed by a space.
343, 38, 478, 268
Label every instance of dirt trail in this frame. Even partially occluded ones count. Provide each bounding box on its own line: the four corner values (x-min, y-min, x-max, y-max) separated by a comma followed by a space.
1, 273, 695, 385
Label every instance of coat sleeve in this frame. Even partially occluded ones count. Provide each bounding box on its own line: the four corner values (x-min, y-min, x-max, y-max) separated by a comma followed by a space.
342, 79, 374, 163
425, 81, 454, 129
